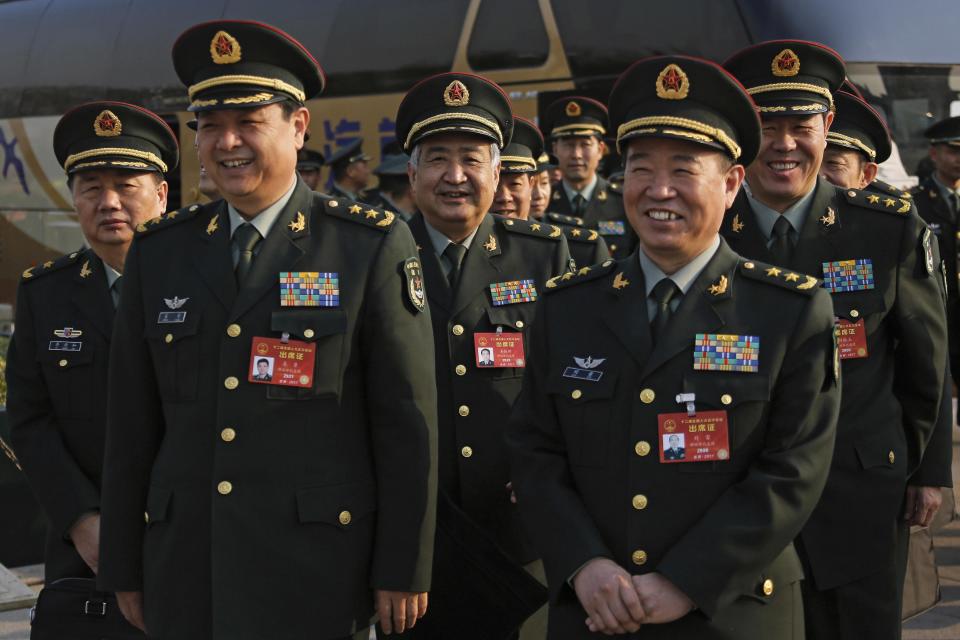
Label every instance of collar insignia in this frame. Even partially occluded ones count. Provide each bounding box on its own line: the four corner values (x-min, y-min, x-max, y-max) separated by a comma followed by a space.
483, 234, 497, 252
289, 211, 306, 233
79, 260, 93, 278
612, 272, 630, 290
820, 206, 836, 226
206, 214, 219, 236
707, 275, 728, 296
731, 213, 744, 233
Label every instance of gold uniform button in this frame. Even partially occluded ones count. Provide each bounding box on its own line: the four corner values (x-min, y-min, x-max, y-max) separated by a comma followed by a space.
635, 441, 651, 457
721, 394, 733, 406
744, 262, 755, 270
461, 446, 473, 458
632, 494, 648, 510
221, 428, 236, 442
226, 324, 241, 338
58, 359, 68, 367
455, 364, 467, 376
850, 309, 860, 319
640, 388, 656, 404
217, 481, 233, 495
631, 550, 648, 566
515, 320, 524, 329
164, 333, 173, 344
888, 450, 895, 464
144, 512, 150, 523
224, 376, 239, 390
762, 578, 774, 596
452, 324, 464, 336
571, 389, 582, 400
303, 328, 315, 339
338, 510, 352, 525
458, 405, 470, 417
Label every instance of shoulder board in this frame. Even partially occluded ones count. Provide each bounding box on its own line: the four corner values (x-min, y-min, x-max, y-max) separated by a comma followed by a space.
321, 196, 395, 232
564, 226, 602, 243
608, 181, 623, 195
841, 187, 912, 215
910, 182, 939, 200
21, 249, 83, 283
136, 203, 204, 237
544, 258, 618, 293
546, 212, 584, 227
868, 178, 910, 198
496, 216, 564, 240
737, 259, 819, 296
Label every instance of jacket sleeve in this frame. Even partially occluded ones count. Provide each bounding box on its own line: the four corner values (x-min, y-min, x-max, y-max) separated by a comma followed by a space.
892, 215, 949, 475
97, 239, 165, 592
506, 293, 613, 603
6, 282, 100, 540
362, 222, 438, 592
655, 288, 840, 617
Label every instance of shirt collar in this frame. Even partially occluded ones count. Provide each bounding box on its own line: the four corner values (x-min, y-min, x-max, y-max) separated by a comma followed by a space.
743, 180, 817, 240
638, 235, 721, 297
423, 215, 482, 256
932, 173, 960, 200
227, 178, 297, 239
562, 173, 598, 203
333, 182, 357, 200
103, 261, 122, 289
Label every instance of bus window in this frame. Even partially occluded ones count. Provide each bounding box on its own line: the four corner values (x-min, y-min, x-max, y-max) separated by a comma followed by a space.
467, 0, 549, 71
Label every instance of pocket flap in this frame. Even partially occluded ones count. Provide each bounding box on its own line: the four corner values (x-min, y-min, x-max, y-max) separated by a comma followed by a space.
144, 310, 201, 343
485, 306, 531, 330
546, 367, 619, 402
681, 373, 770, 409
272, 309, 347, 342
296, 482, 376, 526
37, 345, 95, 368
830, 290, 886, 322
146, 486, 172, 524
854, 431, 897, 470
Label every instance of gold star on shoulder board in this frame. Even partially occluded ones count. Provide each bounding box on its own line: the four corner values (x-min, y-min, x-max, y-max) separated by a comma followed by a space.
612, 272, 630, 290
79, 260, 92, 278
867, 194, 880, 204
883, 197, 896, 207
365, 209, 379, 219
349, 204, 362, 214
571, 228, 582, 237
167, 210, 179, 219
578, 266, 591, 276
766, 266, 781, 277
707, 275, 728, 295
43, 261, 54, 268
288, 211, 306, 233
784, 272, 800, 282
561, 271, 574, 281
530, 223, 541, 231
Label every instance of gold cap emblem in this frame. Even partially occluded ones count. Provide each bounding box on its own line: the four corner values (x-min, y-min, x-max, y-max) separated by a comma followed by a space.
656, 64, 690, 100
93, 110, 122, 137
565, 101, 582, 117
443, 80, 470, 107
772, 49, 800, 77
210, 30, 242, 65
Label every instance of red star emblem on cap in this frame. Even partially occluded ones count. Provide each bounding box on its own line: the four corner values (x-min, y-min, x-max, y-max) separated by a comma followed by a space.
448, 83, 464, 102
98, 115, 116, 131
662, 67, 682, 91
215, 34, 233, 56
778, 52, 796, 71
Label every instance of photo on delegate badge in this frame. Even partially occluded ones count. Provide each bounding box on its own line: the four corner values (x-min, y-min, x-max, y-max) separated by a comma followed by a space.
663, 433, 686, 460
477, 347, 495, 367
251, 356, 274, 382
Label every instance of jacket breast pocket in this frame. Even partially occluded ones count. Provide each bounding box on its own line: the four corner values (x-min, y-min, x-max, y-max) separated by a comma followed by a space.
37, 346, 96, 418
267, 309, 348, 400
144, 311, 202, 403
677, 372, 771, 473
546, 370, 619, 468
830, 289, 887, 334
482, 306, 534, 380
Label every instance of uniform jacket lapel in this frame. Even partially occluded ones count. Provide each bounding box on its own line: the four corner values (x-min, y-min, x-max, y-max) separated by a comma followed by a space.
724, 189, 774, 263
71, 250, 115, 340
792, 178, 844, 271
452, 214, 501, 317
639, 241, 736, 380
192, 200, 237, 312
230, 181, 312, 321
407, 213, 452, 312
919, 177, 954, 225
600, 255, 653, 369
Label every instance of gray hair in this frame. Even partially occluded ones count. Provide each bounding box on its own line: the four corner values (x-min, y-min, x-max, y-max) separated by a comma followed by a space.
409, 142, 500, 174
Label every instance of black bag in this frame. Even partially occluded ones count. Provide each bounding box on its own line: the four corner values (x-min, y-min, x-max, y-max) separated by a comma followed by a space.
30, 577, 145, 639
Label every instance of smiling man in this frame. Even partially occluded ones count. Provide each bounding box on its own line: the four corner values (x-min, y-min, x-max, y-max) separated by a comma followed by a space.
6, 101, 175, 594
508, 55, 840, 639
723, 40, 948, 640
396, 73, 570, 640
97, 21, 437, 640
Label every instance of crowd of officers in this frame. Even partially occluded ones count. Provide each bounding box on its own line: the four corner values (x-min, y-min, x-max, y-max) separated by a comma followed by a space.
2, 18, 957, 640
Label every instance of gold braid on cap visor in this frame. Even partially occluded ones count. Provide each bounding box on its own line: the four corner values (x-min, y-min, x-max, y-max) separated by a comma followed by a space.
550, 123, 606, 136
616, 116, 741, 160
826, 132, 877, 160
404, 112, 504, 149
188, 74, 306, 102
500, 154, 537, 170
747, 82, 834, 110
65, 147, 168, 173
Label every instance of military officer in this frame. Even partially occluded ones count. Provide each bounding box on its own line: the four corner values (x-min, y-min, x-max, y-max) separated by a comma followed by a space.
491, 116, 545, 221
328, 137, 373, 202
6, 101, 177, 586
296, 147, 325, 191
97, 21, 437, 640
508, 55, 840, 639
913, 116, 960, 390
394, 72, 570, 640
364, 151, 415, 221
819, 87, 954, 626
529, 153, 555, 221
723, 40, 948, 639
544, 96, 637, 259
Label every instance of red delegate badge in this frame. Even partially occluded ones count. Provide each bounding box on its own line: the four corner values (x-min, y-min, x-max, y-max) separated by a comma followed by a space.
835, 318, 868, 360
249, 337, 316, 388
658, 411, 731, 464
474, 332, 525, 368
